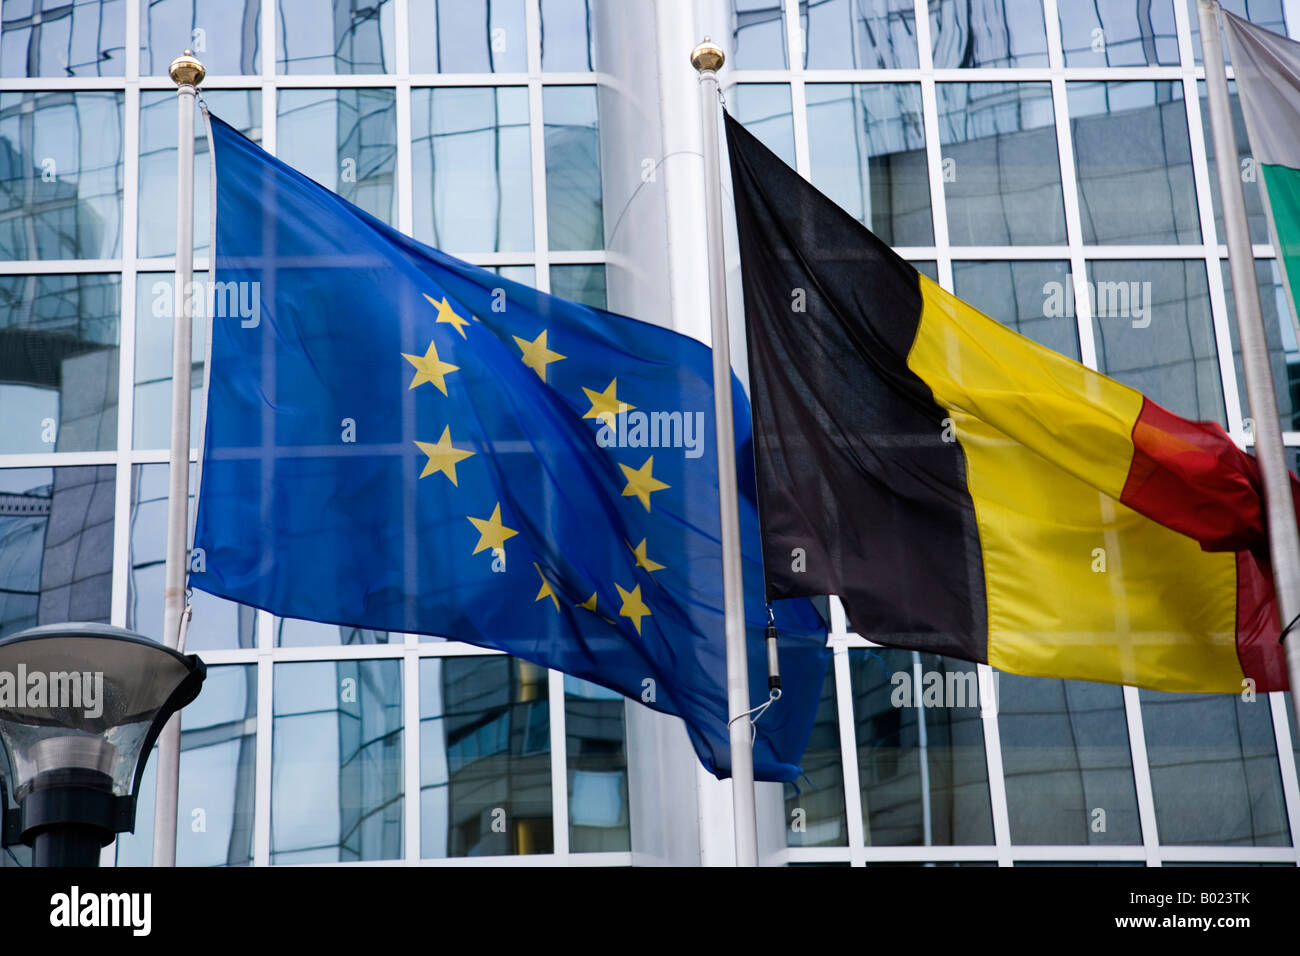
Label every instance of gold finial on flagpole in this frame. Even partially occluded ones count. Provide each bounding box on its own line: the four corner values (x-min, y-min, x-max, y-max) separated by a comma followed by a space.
690, 37, 724, 73
169, 48, 205, 87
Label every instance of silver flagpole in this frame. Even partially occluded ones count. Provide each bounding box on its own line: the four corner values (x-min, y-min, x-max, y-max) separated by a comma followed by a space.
1198, 1, 1300, 722
691, 37, 759, 867
152, 50, 205, 868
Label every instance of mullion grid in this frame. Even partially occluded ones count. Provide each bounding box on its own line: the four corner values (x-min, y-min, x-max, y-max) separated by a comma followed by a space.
771, 0, 1300, 867
0, 0, 625, 867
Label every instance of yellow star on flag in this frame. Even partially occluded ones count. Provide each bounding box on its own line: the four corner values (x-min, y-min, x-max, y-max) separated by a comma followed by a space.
629, 538, 665, 573
615, 582, 652, 635
513, 329, 565, 381
619, 455, 670, 511
424, 293, 471, 339
578, 592, 598, 612
402, 340, 459, 395
467, 503, 518, 555
582, 379, 635, 421
534, 564, 560, 610
414, 426, 475, 485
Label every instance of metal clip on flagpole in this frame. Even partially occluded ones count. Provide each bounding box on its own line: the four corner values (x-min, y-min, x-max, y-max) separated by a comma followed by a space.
691, 37, 760, 868
1198, 1, 1300, 725
151, 49, 205, 868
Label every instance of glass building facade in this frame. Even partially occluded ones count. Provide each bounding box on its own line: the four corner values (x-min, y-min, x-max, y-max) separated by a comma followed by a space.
0, 0, 1298, 866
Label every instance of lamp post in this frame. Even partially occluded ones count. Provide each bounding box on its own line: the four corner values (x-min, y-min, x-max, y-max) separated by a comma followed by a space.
0, 623, 206, 867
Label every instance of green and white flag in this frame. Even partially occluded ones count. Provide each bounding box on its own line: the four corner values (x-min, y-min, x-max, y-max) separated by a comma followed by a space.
1223, 10, 1300, 322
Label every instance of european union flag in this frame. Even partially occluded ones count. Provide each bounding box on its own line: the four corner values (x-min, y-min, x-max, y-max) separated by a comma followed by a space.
191, 114, 828, 781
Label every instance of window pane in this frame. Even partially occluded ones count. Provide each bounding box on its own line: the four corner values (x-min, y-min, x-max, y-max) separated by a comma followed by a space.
565, 676, 629, 852
1059, 0, 1178, 67
420, 656, 553, 857
139, 90, 261, 258
785, 654, 847, 847
139, 0, 260, 76
1069, 81, 1201, 245
412, 87, 531, 255
0, 91, 125, 260
731, 84, 795, 170
951, 260, 1080, 360
1190, 0, 1287, 66
276, 0, 393, 74
549, 264, 605, 309
936, 83, 1067, 246
911, 260, 938, 281
1199, 81, 1271, 247
543, 85, 603, 251
276, 88, 397, 225
276, 617, 390, 646
1, 0, 125, 77
1224, 259, 1300, 431
0, 273, 119, 454
998, 674, 1141, 845
541, 0, 593, 71
851, 647, 995, 846
931, 0, 1048, 68
116, 664, 258, 866
1140, 690, 1290, 845
0, 466, 114, 638
128, 463, 256, 651
806, 83, 932, 247
133, 274, 205, 449
729, 0, 787, 68
272, 659, 404, 863
1087, 259, 1224, 423
410, 0, 527, 73
801, 0, 918, 69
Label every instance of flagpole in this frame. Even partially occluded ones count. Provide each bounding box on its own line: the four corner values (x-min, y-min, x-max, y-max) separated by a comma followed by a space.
1199, 1, 1300, 720
152, 49, 205, 868
691, 37, 760, 867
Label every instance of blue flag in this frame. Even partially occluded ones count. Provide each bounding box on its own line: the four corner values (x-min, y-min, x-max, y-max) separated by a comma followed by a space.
191, 114, 828, 781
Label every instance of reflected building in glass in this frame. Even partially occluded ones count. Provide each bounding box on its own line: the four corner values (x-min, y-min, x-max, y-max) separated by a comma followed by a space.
1, 0, 1299, 867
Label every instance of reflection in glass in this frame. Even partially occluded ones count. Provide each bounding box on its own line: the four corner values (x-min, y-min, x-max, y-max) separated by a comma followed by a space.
731, 84, 795, 170
139, 0, 260, 76
276, 0, 393, 74
420, 656, 552, 857
850, 647, 994, 845
1140, 690, 1290, 845
550, 264, 605, 309
1, 0, 125, 77
411, 0, 526, 73
139, 90, 261, 257
129, 463, 255, 651
936, 83, 1067, 246
1059, 0, 1178, 67
784, 655, 847, 847
133, 273, 205, 449
1200, 81, 1270, 246
951, 260, 1080, 360
412, 87, 531, 254
0, 273, 119, 454
801, 0, 918, 69
0, 91, 124, 260
1088, 259, 1224, 423
543, 86, 602, 251
1224, 260, 1300, 431
116, 664, 258, 866
272, 660, 403, 863
1069, 81, 1201, 245
277, 617, 389, 646
1190, 0, 1286, 65
806, 83, 931, 246
0, 466, 114, 638
729, 0, 787, 68
541, 0, 593, 71
565, 676, 630, 852
998, 674, 1140, 845
277, 88, 397, 225
930, 0, 1048, 68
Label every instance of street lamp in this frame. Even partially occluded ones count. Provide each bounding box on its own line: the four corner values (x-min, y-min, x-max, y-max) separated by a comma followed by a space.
0, 623, 205, 867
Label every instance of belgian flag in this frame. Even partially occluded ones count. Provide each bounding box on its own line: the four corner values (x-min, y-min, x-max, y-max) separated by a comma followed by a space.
724, 112, 1292, 693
